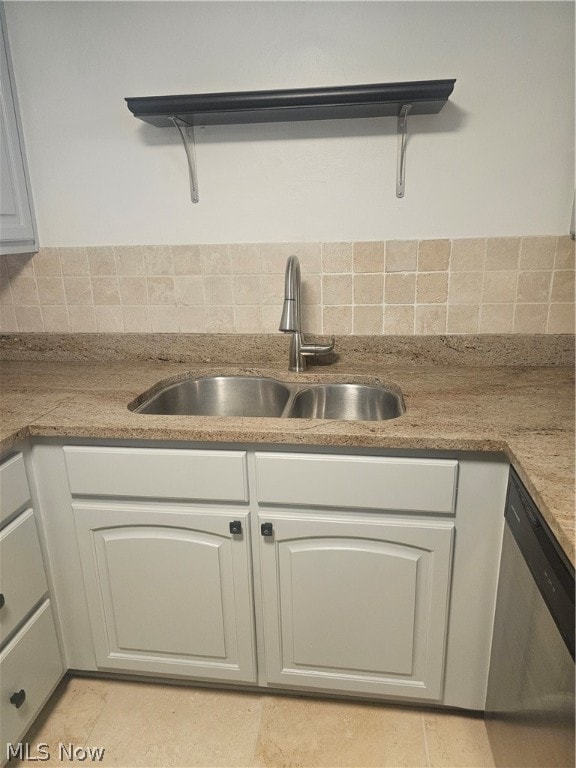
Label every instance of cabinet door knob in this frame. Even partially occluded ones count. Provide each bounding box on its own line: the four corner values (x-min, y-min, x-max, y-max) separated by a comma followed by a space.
10, 689, 26, 709
0, 593, 5, 609
261, 522, 274, 537
229, 520, 242, 535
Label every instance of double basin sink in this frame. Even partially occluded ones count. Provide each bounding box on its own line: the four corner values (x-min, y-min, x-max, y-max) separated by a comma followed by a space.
132, 375, 405, 422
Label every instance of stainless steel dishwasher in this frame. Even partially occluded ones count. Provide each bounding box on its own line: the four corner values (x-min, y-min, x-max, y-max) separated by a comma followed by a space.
486, 467, 575, 768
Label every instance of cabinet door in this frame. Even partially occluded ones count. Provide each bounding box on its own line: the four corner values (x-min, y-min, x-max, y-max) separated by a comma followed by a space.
0, 9, 37, 255
74, 503, 256, 684
259, 513, 453, 700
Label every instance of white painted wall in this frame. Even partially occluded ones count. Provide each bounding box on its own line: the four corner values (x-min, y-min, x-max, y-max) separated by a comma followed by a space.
4, 1, 575, 246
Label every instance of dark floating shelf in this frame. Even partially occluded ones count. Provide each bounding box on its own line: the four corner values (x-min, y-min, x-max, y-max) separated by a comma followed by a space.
125, 79, 456, 202
126, 79, 456, 127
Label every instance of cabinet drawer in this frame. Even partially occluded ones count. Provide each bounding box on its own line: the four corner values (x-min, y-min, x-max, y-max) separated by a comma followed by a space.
255, 453, 458, 514
0, 509, 48, 644
0, 601, 63, 754
0, 454, 31, 525
64, 447, 248, 502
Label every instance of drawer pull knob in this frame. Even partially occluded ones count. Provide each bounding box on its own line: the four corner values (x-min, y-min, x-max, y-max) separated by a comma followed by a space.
0, 593, 4, 609
10, 689, 26, 708
229, 520, 242, 535
261, 522, 274, 537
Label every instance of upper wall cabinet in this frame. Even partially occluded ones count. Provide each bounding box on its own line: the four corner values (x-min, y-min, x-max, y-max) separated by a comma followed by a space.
0, 5, 38, 255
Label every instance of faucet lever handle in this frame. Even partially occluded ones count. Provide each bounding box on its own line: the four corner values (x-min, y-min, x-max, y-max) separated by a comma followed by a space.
300, 336, 335, 357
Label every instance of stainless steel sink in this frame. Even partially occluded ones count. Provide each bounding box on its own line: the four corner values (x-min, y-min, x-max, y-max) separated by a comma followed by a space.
134, 375, 291, 417
133, 375, 405, 421
287, 383, 404, 421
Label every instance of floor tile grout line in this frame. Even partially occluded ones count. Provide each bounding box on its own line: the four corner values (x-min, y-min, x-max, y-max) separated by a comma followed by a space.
250, 694, 266, 767
80, 678, 119, 754
421, 713, 431, 768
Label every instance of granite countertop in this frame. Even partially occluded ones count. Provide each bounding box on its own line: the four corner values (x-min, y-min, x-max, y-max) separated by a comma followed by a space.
0, 349, 573, 565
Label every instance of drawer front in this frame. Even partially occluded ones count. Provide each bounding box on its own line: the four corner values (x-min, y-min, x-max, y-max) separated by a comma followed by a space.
64, 447, 248, 502
0, 509, 48, 644
255, 453, 458, 514
0, 454, 31, 526
0, 601, 63, 754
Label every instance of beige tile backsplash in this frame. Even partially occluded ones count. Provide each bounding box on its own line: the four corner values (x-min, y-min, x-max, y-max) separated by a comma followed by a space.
0, 236, 574, 335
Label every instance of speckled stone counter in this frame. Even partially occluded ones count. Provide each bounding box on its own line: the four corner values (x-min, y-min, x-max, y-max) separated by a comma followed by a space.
0, 333, 574, 564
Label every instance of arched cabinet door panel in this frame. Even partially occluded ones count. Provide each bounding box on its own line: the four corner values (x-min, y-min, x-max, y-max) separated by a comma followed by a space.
258, 513, 454, 700
74, 503, 256, 684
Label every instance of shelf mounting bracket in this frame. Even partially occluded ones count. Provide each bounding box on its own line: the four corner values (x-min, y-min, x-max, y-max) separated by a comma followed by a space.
170, 116, 199, 204
396, 104, 412, 198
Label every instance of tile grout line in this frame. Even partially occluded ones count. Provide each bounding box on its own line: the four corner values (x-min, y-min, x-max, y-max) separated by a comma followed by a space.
421, 714, 432, 768
250, 694, 266, 767
545, 238, 558, 332
80, 680, 119, 754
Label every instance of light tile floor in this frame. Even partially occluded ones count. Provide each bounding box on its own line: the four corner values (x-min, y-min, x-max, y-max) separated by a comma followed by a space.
13, 677, 495, 768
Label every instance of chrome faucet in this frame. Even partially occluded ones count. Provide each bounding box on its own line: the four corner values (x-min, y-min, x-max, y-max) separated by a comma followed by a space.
279, 255, 335, 372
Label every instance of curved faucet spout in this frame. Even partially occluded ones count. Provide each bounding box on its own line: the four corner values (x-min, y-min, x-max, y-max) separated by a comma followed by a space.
279, 255, 301, 333
279, 255, 335, 372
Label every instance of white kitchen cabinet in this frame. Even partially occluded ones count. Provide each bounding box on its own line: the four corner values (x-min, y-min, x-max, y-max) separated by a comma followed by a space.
66, 448, 455, 700
74, 503, 257, 684
33, 441, 509, 710
0, 6, 37, 255
258, 512, 453, 700
0, 450, 63, 766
